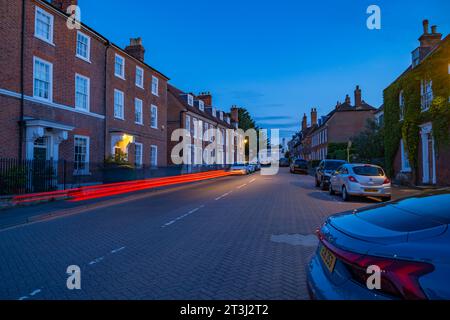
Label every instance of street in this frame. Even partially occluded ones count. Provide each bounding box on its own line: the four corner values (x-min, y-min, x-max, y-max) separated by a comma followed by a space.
0, 168, 414, 300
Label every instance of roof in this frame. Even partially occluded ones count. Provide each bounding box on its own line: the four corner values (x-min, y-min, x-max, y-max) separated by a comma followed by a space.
167, 84, 235, 129
38, 0, 170, 80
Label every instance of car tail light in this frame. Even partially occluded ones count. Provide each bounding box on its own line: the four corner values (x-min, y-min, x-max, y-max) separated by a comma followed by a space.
348, 176, 358, 183
383, 178, 391, 184
316, 230, 434, 300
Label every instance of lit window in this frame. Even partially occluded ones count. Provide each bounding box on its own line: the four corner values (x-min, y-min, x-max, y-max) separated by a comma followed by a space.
35, 7, 53, 44
115, 54, 125, 79
151, 76, 159, 96
135, 98, 143, 124
33, 57, 52, 101
151, 105, 158, 128
114, 89, 124, 119
75, 74, 90, 111
76, 31, 90, 61
136, 67, 144, 88
74, 136, 89, 175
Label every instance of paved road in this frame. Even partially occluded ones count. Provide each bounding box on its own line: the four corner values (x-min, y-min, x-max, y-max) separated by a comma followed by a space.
0, 168, 392, 300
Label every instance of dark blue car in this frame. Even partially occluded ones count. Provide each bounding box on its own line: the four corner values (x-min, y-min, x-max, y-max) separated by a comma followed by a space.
307, 189, 450, 300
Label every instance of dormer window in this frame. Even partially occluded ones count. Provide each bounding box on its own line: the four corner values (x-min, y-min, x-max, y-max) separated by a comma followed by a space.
187, 94, 194, 106
219, 111, 223, 120
199, 100, 205, 111
212, 107, 217, 117
226, 117, 230, 124
412, 48, 420, 68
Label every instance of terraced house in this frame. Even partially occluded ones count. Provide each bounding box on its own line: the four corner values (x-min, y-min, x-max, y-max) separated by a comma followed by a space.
384, 20, 450, 186
0, 0, 169, 188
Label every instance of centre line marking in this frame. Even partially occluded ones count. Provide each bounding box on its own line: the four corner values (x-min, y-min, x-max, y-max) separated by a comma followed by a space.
111, 246, 126, 254
249, 178, 256, 183
215, 191, 232, 201
237, 184, 247, 189
161, 205, 204, 228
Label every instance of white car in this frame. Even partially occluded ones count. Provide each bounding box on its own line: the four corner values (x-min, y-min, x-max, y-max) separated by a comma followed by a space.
229, 164, 249, 175
329, 164, 392, 201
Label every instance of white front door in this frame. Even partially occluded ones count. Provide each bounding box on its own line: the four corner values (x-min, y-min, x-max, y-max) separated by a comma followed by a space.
420, 123, 436, 184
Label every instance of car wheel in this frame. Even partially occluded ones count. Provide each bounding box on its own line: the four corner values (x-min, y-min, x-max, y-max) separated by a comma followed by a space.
320, 179, 328, 191
315, 176, 320, 187
342, 186, 350, 202
329, 184, 335, 195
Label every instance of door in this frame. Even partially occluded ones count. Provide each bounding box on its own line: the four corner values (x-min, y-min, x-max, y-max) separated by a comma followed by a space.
32, 137, 54, 192
427, 133, 434, 183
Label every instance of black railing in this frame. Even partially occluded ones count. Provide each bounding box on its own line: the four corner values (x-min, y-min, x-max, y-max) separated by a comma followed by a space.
0, 158, 229, 196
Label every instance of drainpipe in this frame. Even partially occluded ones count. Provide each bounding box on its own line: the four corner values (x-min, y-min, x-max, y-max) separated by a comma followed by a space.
103, 41, 110, 160
18, 0, 26, 161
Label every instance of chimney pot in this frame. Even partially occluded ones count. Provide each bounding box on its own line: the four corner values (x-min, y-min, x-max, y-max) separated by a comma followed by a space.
354, 85, 362, 107
431, 25, 437, 34
423, 19, 429, 34
125, 37, 145, 61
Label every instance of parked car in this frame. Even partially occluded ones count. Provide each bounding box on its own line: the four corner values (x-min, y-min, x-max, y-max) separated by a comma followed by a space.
279, 158, 290, 167
329, 164, 391, 201
247, 163, 256, 173
290, 159, 308, 174
315, 160, 347, 190
229, 163, 249, 175
307, 189, 450, 300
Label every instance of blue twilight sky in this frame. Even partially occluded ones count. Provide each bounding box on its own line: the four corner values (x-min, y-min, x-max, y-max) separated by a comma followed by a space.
79, 0, 449, 139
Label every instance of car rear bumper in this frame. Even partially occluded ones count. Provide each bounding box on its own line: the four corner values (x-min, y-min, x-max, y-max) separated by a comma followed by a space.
347, 184, 392, 197
307, 252, 390, 300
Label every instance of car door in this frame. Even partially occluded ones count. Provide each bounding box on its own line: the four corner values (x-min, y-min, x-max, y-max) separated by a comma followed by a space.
330, 166, 342, 190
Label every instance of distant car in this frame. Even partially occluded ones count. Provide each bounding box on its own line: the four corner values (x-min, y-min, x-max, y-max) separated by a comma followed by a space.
307, 189, 450, 300
229, 164, 249, 175
247, 163, 256, 173
290, 159, 308, 174
315, 160, 347, 190
279, 158, 290, 167
329, 164, 391, 201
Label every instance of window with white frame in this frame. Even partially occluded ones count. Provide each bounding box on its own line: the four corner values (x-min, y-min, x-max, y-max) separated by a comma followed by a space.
192, 118, 198, 138
150, 105, 158, 128
219, 111, 223, 120
199, 100, 205, 111
150, 145, 158, 167
76, 31, 91, 61
421, 79, 433, 111
33, 57, 52, 101
399, 90, 405, 120
185, 115, 191, 135
134, 142, 143, 167
35, 7, 53, 44
212, 107, 217, 117
135, 66, 144, 88
198, 120, 203, 140
400, 139, 411, 172
114, 89, 124, 119
75, 74, 90, 111
135, 98, 143, 124
187, 94, 194, 106
151, 76, 159, 96
115, 54, 125, 79
204, 122, 208, 141
74, 136, 89, 174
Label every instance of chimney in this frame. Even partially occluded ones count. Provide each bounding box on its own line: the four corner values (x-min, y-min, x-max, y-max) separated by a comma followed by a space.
344, 94, 351, 105
125, 38, 145, 62
302, 113, 307, 131
311, 108, 318, 126
335, 101, 340, 109
52, 0, 78, 12
197, 92, 212, 106
354, 85, 362, 107
230, 106, 239, 124
418, 20, 442, 49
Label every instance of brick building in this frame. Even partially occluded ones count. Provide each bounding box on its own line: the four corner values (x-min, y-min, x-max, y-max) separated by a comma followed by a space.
0, 0, 169, 176
298, 86, 376, 161
384, 20, 449, 186
167, 85, 239, 166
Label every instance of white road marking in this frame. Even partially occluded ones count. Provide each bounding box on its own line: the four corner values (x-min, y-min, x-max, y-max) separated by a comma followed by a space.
18, 296, 28, 301
29, 289, 41, 296
161, 205, 204, 228
111, 246, 126, 254
236, 183, 247, 189
215, 191, 232, 201
18, 288, 42, 300
249, 178, 256, 183
88, 256, 105, 265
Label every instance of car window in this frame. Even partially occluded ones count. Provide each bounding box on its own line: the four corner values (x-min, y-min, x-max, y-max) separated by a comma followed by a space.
324, 161, 345, 170
353, 166, 384, 176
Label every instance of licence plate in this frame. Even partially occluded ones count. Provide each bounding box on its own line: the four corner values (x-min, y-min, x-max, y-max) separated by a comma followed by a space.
364, 188, 378, 193
319, 244, 337, 274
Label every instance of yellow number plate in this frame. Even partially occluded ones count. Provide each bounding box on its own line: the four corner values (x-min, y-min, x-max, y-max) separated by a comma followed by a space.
320, 245, 337, 274
365, 188, 378, 193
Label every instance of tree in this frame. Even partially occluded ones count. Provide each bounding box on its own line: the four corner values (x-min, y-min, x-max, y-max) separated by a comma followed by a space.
238, 108, 257, 131
351, 118, 385, 166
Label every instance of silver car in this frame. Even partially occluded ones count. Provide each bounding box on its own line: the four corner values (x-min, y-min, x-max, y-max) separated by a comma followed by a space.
329, 164, 391, 201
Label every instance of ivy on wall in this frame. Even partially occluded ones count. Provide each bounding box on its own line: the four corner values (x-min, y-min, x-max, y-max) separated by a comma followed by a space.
383, 40, 450, 182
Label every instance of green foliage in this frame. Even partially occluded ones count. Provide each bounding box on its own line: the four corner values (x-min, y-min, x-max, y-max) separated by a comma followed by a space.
327, 143, 349, 161
0, 165, 27, 195
238, 108, 257, 131
383, 39, 450, 180
351, 119, 385, 165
